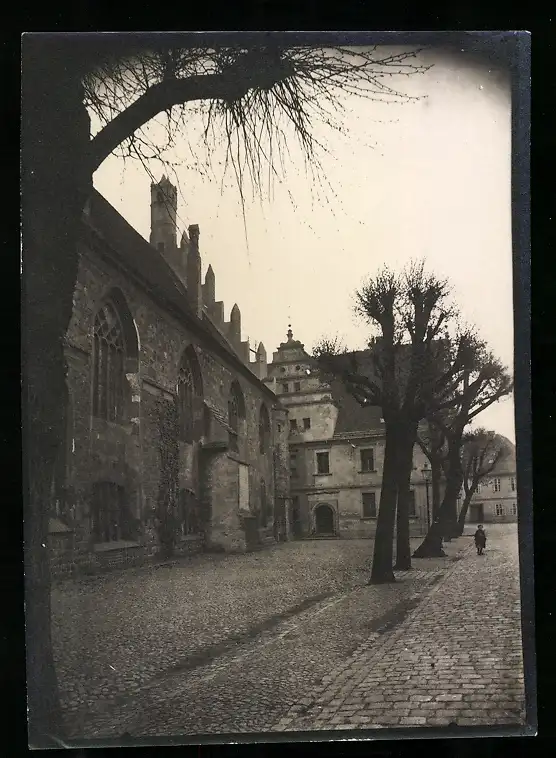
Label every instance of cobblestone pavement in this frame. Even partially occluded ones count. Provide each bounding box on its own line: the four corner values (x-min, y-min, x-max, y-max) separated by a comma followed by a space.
53, 538, 389, 732
60, 526, 525, 742
64, 535, 467, 740
273, 524, 525, 733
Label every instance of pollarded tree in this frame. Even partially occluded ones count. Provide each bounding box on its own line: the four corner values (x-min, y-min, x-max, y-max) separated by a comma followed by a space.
22, 35, 430, 744
455, 429, 506, 536
413, 343, 513, 558
314, 261, 471, 582
416, 418, 449, 522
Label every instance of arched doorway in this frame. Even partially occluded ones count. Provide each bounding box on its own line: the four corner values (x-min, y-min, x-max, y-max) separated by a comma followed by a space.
314, 504, 335, 536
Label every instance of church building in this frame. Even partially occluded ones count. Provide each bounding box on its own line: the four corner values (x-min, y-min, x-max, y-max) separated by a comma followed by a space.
49, 177, 290, 576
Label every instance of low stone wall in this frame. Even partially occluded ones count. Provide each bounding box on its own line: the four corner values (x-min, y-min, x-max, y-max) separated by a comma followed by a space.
50, 534, 205, 579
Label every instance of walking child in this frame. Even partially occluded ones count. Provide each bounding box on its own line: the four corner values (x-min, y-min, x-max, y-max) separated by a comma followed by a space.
474, 524, 487, 555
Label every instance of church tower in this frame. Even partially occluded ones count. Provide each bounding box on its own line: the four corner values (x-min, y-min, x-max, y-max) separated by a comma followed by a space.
150, 176, 180, 272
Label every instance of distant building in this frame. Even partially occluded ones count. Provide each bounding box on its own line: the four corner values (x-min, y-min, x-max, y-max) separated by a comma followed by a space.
49, 177, 291, 576
263, 331, 432, 538
460, 436, 518, 524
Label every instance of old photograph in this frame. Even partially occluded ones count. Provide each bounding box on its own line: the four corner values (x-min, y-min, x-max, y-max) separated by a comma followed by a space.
21, 32, 533, 747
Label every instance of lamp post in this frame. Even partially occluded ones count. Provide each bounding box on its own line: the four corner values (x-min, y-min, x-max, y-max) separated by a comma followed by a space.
422, 462, 432, 528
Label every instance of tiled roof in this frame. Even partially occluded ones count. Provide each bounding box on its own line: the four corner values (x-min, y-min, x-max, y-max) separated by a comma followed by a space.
87, 190, 194, 319
204, 399, 233, 433
331, 379, 384, 436
49, 517, 72, 534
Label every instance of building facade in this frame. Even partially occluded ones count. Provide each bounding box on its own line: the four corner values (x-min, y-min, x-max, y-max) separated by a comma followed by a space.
48, 177, 291, 576
262, 331, 433, 539
461, 437, 518, 524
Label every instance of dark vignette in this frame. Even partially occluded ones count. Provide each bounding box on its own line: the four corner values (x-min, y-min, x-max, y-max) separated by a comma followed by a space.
18, 29, 534, 753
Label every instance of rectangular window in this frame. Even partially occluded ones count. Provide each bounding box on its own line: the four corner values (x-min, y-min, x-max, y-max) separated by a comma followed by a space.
476, 483, 481, 494
362, 492, 377, 518
282, 383, 289, 394
303, 417, 311, 430
360, 448, 375, 472
495, 503, 505, 516
294, 382, 301, 392
316, 452, 330, 475
289, 419, 298, 432
493, 478, 501, 492
290, 452, 297, 477
510, 477, 516, 491
511, 503, 517, 516
408, 489, 416, 517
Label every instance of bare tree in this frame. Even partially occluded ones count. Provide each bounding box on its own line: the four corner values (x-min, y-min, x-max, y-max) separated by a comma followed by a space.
416, 419, 448, 521
455, 429, 505, 536
22, 35, 430, 744
413, 344, 513, 558
314, 261, 467, 583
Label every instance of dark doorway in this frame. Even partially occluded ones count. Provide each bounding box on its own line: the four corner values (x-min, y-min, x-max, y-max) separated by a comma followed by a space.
315, 504, 335, 536
470, 503, 484, 523
242, 516, 260, 551
291, 496, 302, 538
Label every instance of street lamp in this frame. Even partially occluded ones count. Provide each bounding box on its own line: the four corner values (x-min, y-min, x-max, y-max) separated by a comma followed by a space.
422, 462, 432, 528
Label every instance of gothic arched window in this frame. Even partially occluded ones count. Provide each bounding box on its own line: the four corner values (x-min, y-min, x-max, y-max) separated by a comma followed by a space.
259, 403, 270, 454
228, 380, 245, 453
178, 358, 194, 441
177, 346, 203, 442
92, 302, 125, 422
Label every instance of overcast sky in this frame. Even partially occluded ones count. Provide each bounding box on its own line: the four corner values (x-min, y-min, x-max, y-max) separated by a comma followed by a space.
93, 47, 515, 442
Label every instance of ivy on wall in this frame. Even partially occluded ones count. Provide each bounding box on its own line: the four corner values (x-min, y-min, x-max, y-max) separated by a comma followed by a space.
154, 395, 180, 559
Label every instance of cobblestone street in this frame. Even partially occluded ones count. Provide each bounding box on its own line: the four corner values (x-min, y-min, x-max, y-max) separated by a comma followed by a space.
53, 537, 381, 733
273, 523, 526, 733
55, 525, 526, 741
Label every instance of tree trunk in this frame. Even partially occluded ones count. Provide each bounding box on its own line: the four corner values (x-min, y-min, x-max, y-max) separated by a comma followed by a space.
370, 421, 400, 584
431, 459, 442, 521
394, 424, 417, 571
22, 42, 91, 746
412, 431, 465, 558
412, 514, 447, 558
455, 491, 473, 536
440, 437, 463, 541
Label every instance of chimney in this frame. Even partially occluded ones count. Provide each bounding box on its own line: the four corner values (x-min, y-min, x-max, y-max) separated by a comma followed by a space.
150, 176, 178, 259
203, 265, 216, 308
186, 224, 202, 318
255, 342, 268, 379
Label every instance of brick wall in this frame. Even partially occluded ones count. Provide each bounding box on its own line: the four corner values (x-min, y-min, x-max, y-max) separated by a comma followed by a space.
54, 234, 285, 575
